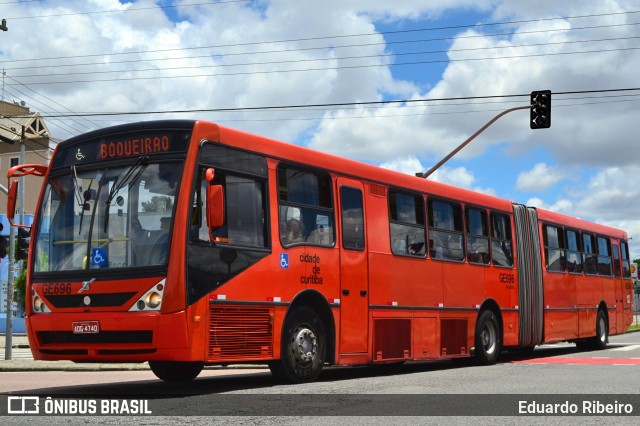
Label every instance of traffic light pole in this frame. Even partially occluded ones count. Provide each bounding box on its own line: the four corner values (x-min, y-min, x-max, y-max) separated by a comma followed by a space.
3, 127, 24, 360
417, 104, 533, 179
4, 226, 14, 360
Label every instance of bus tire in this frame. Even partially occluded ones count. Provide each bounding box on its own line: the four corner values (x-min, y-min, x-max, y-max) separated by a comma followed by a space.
475, 310, 502, 365
149, 361, 204, 382
592, 309, 608, 350
270, 306, 326, 383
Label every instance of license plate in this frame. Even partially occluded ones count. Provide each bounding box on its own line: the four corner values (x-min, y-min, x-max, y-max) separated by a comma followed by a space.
72, 321, 99, 334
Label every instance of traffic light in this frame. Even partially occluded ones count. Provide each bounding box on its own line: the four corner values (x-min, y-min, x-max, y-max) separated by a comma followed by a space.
0, 223, 5, 258
530, 90, 551, 129
16, 227, 30, 261
0, 237, 6, 259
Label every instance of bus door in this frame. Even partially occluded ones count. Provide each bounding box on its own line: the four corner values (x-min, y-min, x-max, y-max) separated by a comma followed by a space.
612, 242, 624, 334
337, 178, 369, 355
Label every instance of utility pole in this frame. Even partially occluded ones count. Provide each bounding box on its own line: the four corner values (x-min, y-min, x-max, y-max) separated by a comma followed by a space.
2, 125, 24, 360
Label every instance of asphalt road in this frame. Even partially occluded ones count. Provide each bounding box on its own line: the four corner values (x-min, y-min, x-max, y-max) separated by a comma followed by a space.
1, 332, 640, 425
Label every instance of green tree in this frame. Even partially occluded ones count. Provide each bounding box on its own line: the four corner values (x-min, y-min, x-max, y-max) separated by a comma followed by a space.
141, 196, 173, 212
14, 267, 26, 313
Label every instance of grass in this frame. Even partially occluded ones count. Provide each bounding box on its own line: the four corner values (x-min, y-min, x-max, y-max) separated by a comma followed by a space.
627, 323, 640, 332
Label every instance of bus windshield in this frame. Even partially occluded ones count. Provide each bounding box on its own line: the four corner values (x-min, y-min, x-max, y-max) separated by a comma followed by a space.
34, 159, 183, 272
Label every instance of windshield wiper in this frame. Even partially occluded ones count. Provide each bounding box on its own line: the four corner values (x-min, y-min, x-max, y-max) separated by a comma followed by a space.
104, 156, 148, 233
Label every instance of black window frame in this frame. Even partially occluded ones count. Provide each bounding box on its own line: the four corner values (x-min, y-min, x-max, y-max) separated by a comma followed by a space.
277, 164, 335, 248
388, 189, 426, 258
490, 212, 514, 268
621, 241, 631, 279
596, 236, 613, 277
582, 233, 598, 276
340, 186, 365, 251
428, 198, 465, 262
565, 228, 584, 274
465, 206, 490, 265
543, 224, 566, 273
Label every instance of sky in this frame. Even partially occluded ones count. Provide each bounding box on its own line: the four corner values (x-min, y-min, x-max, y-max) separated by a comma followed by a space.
1, 0, 640, 257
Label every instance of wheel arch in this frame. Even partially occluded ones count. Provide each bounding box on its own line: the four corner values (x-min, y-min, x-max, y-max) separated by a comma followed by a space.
477, 298, 503, 336
285, 289, 336, 364
597, 300, 609, 325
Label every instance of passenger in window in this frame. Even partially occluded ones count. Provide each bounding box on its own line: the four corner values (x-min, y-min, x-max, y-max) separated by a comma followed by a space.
430, 239, 444, 259
308, 224, 331, 246
284, 218, 304, 245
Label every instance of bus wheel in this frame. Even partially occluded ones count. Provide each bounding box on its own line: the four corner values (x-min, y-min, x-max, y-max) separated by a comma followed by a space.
593, 309, 608, 350
475, 310, 502, 365
270, 306, 326, 383
149, 361, 204, 382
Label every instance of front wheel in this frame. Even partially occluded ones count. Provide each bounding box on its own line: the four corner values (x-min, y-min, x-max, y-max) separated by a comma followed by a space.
269, 306, 326, 383
149, 361, 204, 382
475, 310, 502, 365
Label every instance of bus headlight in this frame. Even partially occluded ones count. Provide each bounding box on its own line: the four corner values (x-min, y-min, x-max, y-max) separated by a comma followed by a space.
32, 295, 51, 313
129, 279, 165, 311
146, 292, 162, 309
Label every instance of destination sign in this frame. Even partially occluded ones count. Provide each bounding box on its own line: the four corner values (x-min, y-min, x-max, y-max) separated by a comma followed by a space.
51, 127, 192, 169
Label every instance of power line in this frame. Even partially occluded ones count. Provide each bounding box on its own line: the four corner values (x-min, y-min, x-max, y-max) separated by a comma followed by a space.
2, 74, 99, 133
3, 10, 639, 65
35, 87, 640, 118
10, 45, 640, 86
3, 0, 251, 19
8, 35, 640, 79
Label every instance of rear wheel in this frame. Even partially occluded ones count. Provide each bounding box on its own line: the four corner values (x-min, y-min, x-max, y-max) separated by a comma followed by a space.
149, 361, 204, 382
475, 310, 502, 365
575, 309, 608, 350
593, 309, 608, 350
269, 306, 326, 383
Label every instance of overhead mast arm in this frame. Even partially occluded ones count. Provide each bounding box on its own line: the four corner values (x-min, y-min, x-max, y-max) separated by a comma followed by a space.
417, 105, 532, 179
417, 91, 551, 179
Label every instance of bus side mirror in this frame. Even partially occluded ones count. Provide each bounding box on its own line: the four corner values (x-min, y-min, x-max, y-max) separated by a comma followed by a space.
6, 163, 47, 226
205, 168, 225, 229
7, 179, 18, 225
206, 185, 225, 229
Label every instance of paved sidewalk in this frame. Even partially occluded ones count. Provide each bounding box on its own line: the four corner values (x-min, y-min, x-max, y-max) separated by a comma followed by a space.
0, 334, 151, 371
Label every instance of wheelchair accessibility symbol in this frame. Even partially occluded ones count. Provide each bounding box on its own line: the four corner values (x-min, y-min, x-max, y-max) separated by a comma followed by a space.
91, 248, 107, 267
279, 253, 289, 269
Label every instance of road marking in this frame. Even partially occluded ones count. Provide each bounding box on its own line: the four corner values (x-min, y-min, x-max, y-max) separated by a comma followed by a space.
513, 357, 640, 365
609, 344, 640, 352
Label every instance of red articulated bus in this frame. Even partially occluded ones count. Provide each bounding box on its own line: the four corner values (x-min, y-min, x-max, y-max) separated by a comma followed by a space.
7, 120, 634, 383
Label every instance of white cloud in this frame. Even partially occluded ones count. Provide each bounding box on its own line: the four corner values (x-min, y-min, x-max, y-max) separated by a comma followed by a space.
525, 197, 573, 214
2, 0, 639, 254
379, 155, 424, 176
516, 163, 565, 192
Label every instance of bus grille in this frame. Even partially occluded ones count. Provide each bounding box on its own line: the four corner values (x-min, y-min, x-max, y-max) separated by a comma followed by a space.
208, 306, 273, 361
38, 331, 153, 345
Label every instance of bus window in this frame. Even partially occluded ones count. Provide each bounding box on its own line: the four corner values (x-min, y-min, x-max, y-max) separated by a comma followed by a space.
597, 236, 612, 276
465, 207, 489, 265
192, 169, 267, 248
278, 165, 334, 247
621, 241, 631, 278
565, 229, 584, 274
490, 212, 513, 267
389, 190, 426, 257
612, 244, 621, 278
583, 233, 598, 275
543, 224, 565, 272
428, 199, 463, 261
340, 186, 365, 250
